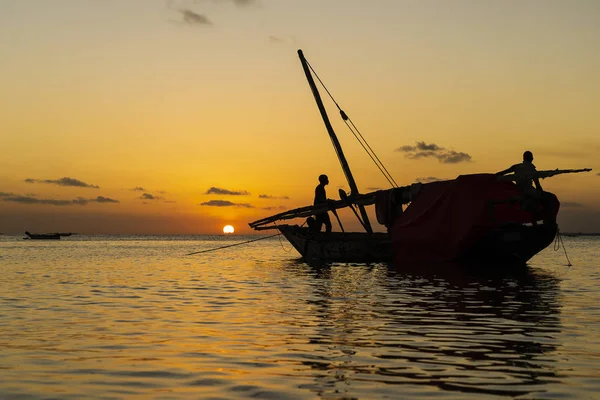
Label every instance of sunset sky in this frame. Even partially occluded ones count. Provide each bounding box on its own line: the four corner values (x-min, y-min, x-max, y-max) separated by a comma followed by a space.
1, 0, 598, 234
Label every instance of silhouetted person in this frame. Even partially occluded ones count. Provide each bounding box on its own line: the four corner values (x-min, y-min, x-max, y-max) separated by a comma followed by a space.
497, 151, 546, 224
496, 150, 543, 195
313, 174, 332, 233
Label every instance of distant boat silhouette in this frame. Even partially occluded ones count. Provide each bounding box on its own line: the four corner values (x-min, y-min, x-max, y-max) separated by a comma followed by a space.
249, 49, 592, 265
24, 231, 61, 240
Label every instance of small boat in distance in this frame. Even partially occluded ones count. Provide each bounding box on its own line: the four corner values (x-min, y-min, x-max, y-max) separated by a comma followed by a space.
249, 49, 592, 265
24, 231, 61, 240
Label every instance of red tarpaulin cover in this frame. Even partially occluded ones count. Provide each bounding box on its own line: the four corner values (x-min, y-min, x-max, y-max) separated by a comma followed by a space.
382, 174, 560, 262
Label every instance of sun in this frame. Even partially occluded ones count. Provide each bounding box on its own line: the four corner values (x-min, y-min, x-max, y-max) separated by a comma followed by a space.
223, 225, 235, 234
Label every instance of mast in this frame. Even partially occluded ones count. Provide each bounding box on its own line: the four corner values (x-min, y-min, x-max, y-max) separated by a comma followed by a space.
298, 49, 373, 233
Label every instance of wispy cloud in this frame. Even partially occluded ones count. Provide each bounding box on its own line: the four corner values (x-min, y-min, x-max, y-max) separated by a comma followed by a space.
178, 8, 212, 25
262, 206, 286, 211
140, 193, 162, 200
194, 0, 258, 7
396, 141, 472, 164
231, 0, 257, 6
24, 177, 100, 188
199, 200, 253, 208
3, 195, 119, 206
131, 186, 146, 192
258, 194, 289, 200
96, 196, 119, 203
168, 0, 258, 27
415, 176, 445, 183
206, 187, 250, 196
0, 192, 15, 197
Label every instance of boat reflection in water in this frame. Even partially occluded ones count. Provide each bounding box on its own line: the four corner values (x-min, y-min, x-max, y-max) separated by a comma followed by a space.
285, 262, 561, 398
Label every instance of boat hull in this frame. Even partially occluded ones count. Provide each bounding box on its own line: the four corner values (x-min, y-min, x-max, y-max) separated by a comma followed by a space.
455, 223, 558, 265
278, 225, 393, 264
24, 232, 61, 240
278, 222, 557, 266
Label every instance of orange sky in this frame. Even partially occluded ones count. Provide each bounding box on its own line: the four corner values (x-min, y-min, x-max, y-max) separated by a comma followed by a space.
1, 0, 599, 234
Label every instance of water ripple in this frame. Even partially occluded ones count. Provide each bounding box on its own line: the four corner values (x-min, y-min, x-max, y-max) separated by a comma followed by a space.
0, 235, 599, 398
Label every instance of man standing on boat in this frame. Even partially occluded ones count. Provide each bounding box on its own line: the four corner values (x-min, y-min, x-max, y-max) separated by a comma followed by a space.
313, 174, 332, 233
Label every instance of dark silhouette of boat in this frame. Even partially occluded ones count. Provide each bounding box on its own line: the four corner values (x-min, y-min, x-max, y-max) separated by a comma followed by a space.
249, 50, 591, 265
24, 231, 61, 240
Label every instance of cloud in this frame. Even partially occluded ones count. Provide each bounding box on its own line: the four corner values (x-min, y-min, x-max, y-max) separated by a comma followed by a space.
415, 176, 444, 183
561, 201, 584, 208
131, 186, 146, 192
399, 142, 441, 152
262, 206, 287, 211
597, 172, 600, 176
140, 193, 161, 200
268, 35, 283, 43
230, 0, 257, 6
2, 194, 119, 206
206, 187, 250, 196
178, 8, 212, 25
24, 177, 100, 188
0, 192, 15, 197
437, 151, 471, 164
258, 194, 290, 200
72, 197, 89, 205
168, 0, 258, 26
396, 141, 472, 164
96, 196, 119, 203
4, 196, 73, 206
199, 200, 254, 208
193, 0, 258, 7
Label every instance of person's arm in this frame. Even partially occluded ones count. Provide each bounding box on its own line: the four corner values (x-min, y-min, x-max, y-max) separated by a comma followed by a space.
496, 165, 515, 176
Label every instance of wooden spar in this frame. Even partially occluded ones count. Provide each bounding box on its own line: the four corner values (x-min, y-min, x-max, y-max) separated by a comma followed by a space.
249, 190, 381, 229
297, 49, 373, 234
497, 168, 592, 182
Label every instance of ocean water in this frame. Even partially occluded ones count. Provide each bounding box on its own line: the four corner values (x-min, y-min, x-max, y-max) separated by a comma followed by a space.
0, 234, 599, 400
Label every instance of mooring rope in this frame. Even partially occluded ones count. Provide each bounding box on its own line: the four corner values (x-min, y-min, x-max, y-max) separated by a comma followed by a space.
277, 229, 293, 252
185, 233, 281, 256
553, 226, 572, 267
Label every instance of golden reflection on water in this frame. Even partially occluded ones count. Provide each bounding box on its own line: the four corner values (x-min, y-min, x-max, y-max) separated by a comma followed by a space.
0, 235, 599, 399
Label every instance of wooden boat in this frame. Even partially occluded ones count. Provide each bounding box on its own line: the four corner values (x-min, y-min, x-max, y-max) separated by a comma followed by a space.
249, 50, 591, 265
24, 231, 61, 240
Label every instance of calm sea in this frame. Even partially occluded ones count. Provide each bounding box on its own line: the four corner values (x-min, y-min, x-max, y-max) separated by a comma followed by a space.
1, 234, 599, 399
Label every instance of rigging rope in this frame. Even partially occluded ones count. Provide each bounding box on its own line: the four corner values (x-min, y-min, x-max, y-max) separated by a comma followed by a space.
553, 226, 572, 267
342, 117, 399, 188
305, 59, 399, 188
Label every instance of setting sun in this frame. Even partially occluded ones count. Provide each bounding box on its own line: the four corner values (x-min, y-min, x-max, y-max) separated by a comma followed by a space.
223, 225, 235, 234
